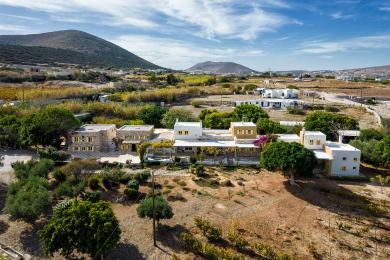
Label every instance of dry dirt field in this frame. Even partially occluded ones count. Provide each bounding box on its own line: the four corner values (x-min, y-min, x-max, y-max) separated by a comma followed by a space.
1, 167, 389, 259
173, 96, 379, 129
248, 78, 390, 99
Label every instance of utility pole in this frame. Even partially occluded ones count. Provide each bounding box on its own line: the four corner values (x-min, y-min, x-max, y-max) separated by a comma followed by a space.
360, 84, 363, 107
152, 170, 157, 247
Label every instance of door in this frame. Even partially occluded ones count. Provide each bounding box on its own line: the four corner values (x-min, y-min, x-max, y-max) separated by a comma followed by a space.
131, 144, 137, 152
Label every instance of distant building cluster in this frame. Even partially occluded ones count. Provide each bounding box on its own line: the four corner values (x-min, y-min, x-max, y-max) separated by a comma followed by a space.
234, 87, 303, 109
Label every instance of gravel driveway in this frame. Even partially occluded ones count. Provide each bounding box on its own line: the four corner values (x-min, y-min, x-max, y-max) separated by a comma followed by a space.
0, 150, 36, 184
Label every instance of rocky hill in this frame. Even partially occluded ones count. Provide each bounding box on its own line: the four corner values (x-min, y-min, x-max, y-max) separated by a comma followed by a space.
0, 30, 161, 69
186, 61, 257, 75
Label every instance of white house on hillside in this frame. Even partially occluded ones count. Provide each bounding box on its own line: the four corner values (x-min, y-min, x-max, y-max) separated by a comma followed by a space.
234, 98, 303, 109
262, 88, 298, 99
277, 129, 361, 177
173, 121, 260, 165
324, 142, 361, 176
174, 121, 203, 140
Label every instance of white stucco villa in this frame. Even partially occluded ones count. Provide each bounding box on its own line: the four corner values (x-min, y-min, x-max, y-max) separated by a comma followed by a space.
173, 121, 261, 165
234, 98, 304, 109
277, 129, 361, 177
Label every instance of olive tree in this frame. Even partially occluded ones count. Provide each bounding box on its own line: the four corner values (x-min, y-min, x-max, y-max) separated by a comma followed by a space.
260, 142, 317, 185
40, 200, 120, 258
5, 176, 52, 221
137, 195, 173, 225
161, 108, 195, 128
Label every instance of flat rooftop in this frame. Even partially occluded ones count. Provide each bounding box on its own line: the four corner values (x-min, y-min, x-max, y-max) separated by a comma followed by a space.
277, 134, 300, 141
313, 150, 333, 160
118, 125, 154, 131
174, 139, 258, 148
75, 124, 116, 132
150, 129, 174, 142
235, 98, 303, 103
279, 121, 305, 126
230, 122, 256, 127
325, 141, 361, 151
302, 131, 326, 136
337, 130, 360, 137
174, 121, 201, 127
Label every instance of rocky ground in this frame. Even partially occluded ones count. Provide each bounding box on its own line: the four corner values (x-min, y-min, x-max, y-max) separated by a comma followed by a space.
1, 167, 388, 259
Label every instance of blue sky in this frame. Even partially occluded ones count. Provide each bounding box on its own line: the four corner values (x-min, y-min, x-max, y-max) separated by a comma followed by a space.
0, 0, 389, 71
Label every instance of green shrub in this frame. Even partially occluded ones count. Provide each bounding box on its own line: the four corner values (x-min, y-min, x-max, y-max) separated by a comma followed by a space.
305, 111, 359, 140
52, 169, 66, 183
287, 107, 305, 115
180, 232, 202, 254
251, 242, 293, 260
324, 106, 340, 112
191, 100, 201, 108
38, 146, 71, 162
126, 179, 140, 190
227, 230, 249, 249
189, 164, 205, 177
189, 157, 197, 164
5, 176, 52, 221
88, 177, 100, 190
55, 179, 86, 197
119, 174, 132, 184
102, 175, 112, 190
39, 200, 120, 258
359, 128, 384, 141
84, 191, 101, 202
137, 195, 173, 223
124, 188, 138, 199
194, 216, 222, 241
203, 243, 245, 260
55, 182, 73, 197
252, 243, 277, 259
133, 170, 151, 184
12, 159, 55, 180
59, 158, 100, 179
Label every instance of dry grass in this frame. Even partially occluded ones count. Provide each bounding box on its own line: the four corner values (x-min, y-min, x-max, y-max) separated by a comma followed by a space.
0, 85, 98, 101
0, 168, 389, 259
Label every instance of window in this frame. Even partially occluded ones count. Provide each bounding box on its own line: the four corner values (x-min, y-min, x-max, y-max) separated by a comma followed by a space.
178, 130, 183, 135
184, 131, 189, 135
353, 157, 358, 161
353, 166, 357, 170
88, 146, 93, 151
342, 157, 347, 161
88, 137, 93, 142
340, 166, 347, 171
309, 139, 314, 145
316, 140, 321, 145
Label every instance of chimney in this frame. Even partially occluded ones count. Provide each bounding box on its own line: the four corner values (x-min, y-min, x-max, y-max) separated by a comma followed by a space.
300, 127, 305, 145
